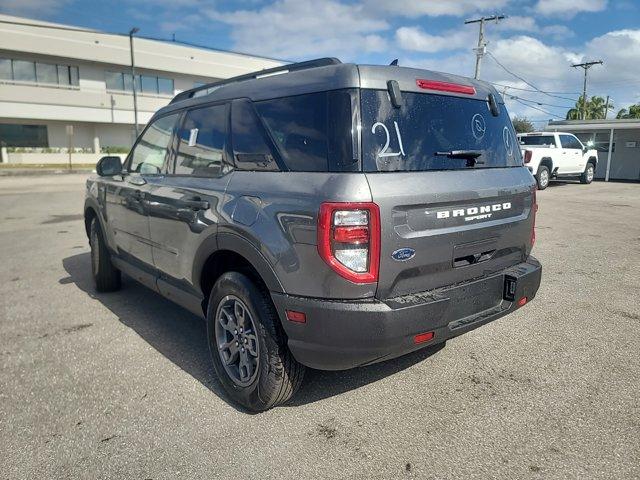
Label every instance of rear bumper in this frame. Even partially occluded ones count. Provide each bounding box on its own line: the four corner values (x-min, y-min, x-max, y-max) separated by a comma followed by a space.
272, 256, 542, 370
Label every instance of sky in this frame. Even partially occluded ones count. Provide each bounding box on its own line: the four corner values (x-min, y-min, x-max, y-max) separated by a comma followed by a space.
1, 0, 639, 124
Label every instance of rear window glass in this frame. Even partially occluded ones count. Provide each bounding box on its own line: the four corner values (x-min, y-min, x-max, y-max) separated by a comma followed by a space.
361, 89, 521, 172
255, 90, 357, 172
519, 135, 555, 147
231, 99, 279, 171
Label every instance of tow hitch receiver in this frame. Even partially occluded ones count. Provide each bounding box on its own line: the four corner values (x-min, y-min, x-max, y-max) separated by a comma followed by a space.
503, 275, 518, 302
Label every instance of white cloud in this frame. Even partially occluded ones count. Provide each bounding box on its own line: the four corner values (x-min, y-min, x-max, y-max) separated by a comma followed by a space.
207, 0, 389, 59
540, 24, 575, 40
496, 15, 538, 31
0, 0, 70, 16
395, 26, 473, 53
367, 0, 511, 17
534, 0, 607, 17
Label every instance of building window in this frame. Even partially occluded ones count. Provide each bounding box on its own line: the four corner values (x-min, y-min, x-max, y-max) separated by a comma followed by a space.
0, 124, 48, 148
0, 58, 78, 87
105, 71, 124, 91
141, 75, 158, 94
106, 71, 174, 96
0, 58, 12, 80
158, 77, 174, 95
36, 63, 58, 84
12, 60, 36, 82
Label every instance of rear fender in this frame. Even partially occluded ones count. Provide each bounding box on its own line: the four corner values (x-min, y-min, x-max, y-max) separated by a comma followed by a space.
192, 232, 285, 296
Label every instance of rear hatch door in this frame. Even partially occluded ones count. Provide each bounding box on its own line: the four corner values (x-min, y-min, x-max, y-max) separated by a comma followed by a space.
360, 87, 535, 300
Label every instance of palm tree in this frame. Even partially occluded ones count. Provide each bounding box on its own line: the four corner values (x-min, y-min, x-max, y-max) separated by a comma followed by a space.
566, 95, 587, 120
616, 104, 640, 119
566, 95, 613, 120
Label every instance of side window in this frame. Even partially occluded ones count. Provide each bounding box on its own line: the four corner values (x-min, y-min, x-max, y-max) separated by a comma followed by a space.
129, 113, 178, 174
231, 99, 279, 171
175, 104, 228, 177
255, 92, 329, 172
560, 134, 582, 150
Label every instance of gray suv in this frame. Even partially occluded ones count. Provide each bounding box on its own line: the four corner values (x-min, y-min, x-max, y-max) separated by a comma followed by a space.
85, 58, 541, 411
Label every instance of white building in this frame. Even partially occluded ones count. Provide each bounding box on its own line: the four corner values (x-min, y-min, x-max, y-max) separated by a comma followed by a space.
0, 14, 283, 164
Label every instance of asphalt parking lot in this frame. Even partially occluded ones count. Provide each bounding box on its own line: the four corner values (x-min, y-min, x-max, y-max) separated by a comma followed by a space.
0, 174, 638, 479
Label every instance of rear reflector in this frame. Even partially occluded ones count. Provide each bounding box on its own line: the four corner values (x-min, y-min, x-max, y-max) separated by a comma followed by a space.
517, 297, 528, 307
286, 310, 306, 323
414, 331, 435, 344
333, 226, 369, 244
416, 79, 476, 95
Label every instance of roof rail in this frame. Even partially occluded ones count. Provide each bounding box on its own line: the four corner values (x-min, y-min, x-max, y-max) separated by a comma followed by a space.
170, 57, 342, 104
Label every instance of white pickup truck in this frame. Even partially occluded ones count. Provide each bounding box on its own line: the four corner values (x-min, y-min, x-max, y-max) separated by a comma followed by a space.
518, 132, 598, 190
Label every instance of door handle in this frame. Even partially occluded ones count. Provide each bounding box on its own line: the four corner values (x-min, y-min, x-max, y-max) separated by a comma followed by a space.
183, 197, 210, 211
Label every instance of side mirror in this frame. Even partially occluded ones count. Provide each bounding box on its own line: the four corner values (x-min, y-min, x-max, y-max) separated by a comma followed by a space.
96, 156, 122, 177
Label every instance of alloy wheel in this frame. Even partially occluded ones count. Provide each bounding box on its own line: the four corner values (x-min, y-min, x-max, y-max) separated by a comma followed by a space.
214, 295, 260, 386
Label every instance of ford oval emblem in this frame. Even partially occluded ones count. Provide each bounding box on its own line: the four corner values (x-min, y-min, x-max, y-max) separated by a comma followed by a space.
391, 248, 415, 262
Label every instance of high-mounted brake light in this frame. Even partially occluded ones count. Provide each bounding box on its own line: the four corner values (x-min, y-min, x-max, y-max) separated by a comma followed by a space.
416, 79, 476, 95
524, 150, 533, 164
318, 202, 380, 283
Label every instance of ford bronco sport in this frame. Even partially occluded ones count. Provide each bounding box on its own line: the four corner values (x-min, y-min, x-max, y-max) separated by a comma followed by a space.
85, 58, 542, 411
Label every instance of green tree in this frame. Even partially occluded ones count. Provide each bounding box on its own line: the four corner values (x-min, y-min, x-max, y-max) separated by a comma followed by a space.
511, 116, 535, 133
616, 104, 640, 119
566, 95, 614, 120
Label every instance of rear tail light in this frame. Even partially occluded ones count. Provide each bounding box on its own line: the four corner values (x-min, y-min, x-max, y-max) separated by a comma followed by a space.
317, 202, 380, 283
416, 79, 476, 95
524, 150, 533, 164
531, 189, 537, 248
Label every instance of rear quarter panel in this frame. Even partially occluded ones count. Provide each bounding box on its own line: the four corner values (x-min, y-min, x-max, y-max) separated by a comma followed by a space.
220, 171, 376, 299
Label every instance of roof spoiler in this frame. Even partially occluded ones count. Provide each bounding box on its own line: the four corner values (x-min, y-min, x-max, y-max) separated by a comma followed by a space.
170, 57, 342, 104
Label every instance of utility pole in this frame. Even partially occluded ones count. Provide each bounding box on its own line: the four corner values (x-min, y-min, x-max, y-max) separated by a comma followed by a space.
129, 27, 140, 138
604, 95, 610, 119
571, 60, 603, 120
465, 15, 505, 80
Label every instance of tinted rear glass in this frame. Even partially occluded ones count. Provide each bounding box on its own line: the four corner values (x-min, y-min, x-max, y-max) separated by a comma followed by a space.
519, 135, 555, 146
361, 89, 521, 172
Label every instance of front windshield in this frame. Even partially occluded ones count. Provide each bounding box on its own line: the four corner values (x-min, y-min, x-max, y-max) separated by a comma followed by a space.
361, 89, 522, 172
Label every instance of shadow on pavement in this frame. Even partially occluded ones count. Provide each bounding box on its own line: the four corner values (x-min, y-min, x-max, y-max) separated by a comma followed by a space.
61, 252, 445, 411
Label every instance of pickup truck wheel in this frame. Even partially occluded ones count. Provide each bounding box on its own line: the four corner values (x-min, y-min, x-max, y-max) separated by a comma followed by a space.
89, 218, 121, 292
535, 166, 550, 190
207, 272, 305, 411
580, 163, 595, 184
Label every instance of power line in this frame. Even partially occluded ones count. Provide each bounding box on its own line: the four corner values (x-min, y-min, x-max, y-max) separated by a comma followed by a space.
512, 98, 563, 119
489, 81, 580, 95
507, 95, 574, 110
464, 15, 505, 80
486, 51, 579, 102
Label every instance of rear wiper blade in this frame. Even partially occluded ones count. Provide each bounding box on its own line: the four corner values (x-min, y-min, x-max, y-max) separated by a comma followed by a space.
434, 150, 485, 165
435, 150, 483, 159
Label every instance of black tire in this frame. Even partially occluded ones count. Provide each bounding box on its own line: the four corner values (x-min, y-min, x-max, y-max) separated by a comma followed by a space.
580, 162, 595, 184
535, 165, 550, 190
89, 218, 121, 292
206, 272, 305, 412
